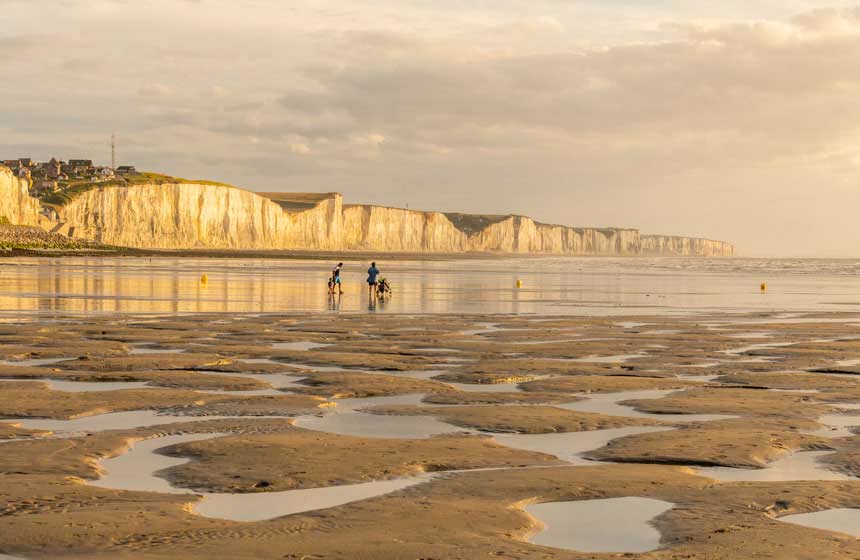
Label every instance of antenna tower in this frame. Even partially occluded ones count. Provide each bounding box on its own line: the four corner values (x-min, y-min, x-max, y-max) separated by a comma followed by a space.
111, 133, 116, 170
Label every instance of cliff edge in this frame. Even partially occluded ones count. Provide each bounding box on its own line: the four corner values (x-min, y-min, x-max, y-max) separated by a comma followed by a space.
1, 166, 734, 256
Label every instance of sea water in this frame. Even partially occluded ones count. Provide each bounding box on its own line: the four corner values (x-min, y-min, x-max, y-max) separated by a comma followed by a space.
1, 256, 860, 316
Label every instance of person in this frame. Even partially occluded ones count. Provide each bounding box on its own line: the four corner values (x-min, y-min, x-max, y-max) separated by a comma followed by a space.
377, 275, 392, 297
330, 262, 344, 295
367, 261, 380, 297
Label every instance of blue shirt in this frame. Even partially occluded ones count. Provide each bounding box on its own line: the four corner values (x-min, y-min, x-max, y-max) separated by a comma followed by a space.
367, 266, 379, 283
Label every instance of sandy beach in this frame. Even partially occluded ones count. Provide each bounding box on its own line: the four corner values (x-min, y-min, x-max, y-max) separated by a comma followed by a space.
2, 309, 860, 558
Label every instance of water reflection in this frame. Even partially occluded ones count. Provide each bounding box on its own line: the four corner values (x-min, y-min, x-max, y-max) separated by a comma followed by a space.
3, 256, 860, 315
526, 497, 673, 553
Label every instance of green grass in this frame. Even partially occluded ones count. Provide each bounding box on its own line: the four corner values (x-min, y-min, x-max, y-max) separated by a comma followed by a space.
39, 172, 239, 207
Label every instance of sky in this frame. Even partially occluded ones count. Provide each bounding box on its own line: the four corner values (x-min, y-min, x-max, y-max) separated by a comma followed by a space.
1, 0, 860, 257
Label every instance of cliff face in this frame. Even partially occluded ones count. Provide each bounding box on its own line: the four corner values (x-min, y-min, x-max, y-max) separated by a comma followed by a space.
56, 183, 344, 250
0, 165, 734, 255
0, 167, 42, 226
468, 217, 641, 255
342, 205, 468, 252
641, 235, 734, 257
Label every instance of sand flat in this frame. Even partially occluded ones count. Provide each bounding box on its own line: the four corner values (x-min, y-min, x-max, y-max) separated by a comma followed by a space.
3, 311, 860, 558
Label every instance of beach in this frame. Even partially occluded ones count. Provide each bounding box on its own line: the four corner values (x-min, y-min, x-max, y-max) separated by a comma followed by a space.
2, 258, 860, 558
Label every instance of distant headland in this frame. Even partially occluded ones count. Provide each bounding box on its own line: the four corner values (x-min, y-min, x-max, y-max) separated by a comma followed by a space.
0, 157, 734, 256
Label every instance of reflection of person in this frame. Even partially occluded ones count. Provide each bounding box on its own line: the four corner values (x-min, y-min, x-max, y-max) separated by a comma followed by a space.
367, 262, 380, 297
328, 290, 341, 311
329, 262, 344, 295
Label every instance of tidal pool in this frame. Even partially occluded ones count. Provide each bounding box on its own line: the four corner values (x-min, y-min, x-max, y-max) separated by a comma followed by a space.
494, 426, 673, 464
128, 346, 186, 355
721, 341, 795, 356
445, 380, 527, 393
0, 378, 154, 392
89, 432, 430, 522
813, 407, 860, 438
698, 451, 851, 482
295, 394, 468, 439
7, 410, 270, 434
271, 341, 330, 351
90, 433, 220, 494
195, 370, 308, 394
780, 509, 860, 538
525, 497, 673, 553
569, 353, 647, 364
558, 390, 735, 423
0, 358, 70, 367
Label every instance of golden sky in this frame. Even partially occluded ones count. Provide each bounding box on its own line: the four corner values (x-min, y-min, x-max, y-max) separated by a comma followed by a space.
2, 1, 860, 256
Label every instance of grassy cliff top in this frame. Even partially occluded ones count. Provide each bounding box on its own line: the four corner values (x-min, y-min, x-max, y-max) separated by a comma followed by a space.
443, 213, 511, 236
39, 172, 238, 207
257, 192, 338, 212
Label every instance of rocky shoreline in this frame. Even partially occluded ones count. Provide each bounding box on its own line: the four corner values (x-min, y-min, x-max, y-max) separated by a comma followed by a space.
0, 224, 114, 253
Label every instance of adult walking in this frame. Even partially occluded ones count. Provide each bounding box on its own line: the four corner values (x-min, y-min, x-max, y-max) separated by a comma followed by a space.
367, 261, 380, 297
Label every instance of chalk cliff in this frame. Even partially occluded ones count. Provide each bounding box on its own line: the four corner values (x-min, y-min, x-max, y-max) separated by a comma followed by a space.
0, 167, 42, 226
0, 166, 734, 255
641, 235, 734, 257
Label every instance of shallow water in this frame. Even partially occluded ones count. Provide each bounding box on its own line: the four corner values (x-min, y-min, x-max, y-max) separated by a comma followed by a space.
196, 476, 429, 522
7, 410, 264, 434
296, 409, 464, 439
780, 509, 860, 538
526, 497, 673, 553
0, 358, 70, 367
677, 374, 721, 382
294, 393, 467, 439
271, 341, 330, 351
494, 426, 673, 464
461, 323, 502, 336
195, 370, 307, 394
240, 358, 287, 366
726, 332, 773, 339
721, 341, 796, 356
812, 411, 860, 438
90, 432, 430, 522
698, 451, 851, 482
90, 433, 219, 494
445, 381, 526, 393
569, 353, 647, 364
6, 256, 860, 316
616, 322, 652, 329
558, 390, 735, 423
381, 370, 446, 382
0, 378, 153, 392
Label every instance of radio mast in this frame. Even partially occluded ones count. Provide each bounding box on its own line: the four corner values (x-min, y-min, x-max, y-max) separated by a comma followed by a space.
111, 133, 116, 170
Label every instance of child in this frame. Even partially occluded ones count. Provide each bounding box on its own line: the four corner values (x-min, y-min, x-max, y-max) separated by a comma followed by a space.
377, 276, 392, 297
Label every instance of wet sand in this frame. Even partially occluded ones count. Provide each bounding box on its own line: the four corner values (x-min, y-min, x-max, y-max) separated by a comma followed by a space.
4, 311, 860, 558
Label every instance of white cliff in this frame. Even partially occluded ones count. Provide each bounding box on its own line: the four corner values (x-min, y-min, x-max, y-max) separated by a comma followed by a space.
0, 166, 734, 256
0, 167, 42, 226
641, 235, 734, 257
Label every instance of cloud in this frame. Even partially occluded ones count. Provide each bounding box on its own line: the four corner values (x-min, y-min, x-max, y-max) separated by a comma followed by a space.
2, 2, 860, 255
138, 83, 175, 98
289, 142, 312, 155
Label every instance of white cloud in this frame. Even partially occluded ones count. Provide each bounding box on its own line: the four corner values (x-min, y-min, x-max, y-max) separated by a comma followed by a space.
289, 142, 312, 155
138, 83, 174, 98
2, 2, 860, 255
